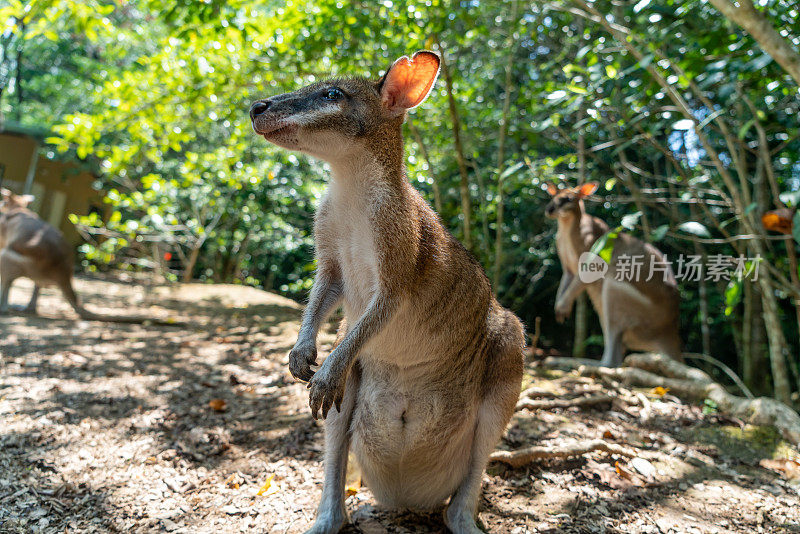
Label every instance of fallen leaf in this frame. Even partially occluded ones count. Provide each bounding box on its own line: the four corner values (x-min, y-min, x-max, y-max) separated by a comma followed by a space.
209, 399, 227, 412
224, 472, 243, 489
760, 458, 800, 480
256, 474, 278, 496
615, 461, 647, 487
650, 386, 669, 397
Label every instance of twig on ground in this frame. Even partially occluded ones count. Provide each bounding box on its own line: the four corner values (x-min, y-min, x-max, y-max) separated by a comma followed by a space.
489, 439, 637, 467
542, 353, 800, 446
515, 393, 613, 412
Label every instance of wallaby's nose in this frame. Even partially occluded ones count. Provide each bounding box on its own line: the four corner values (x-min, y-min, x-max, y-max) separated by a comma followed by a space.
250, 100, 270, 120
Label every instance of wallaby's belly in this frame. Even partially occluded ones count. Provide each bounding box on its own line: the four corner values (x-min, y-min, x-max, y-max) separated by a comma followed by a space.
350, 360, 476, 510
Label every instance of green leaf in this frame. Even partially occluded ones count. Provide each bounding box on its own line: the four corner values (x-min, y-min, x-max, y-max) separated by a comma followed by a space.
651, 224, 668, 242
567, 84, 587, 94
724, 279, 742, 316
590, 226, 622, 264
605, 64, 618, 79
738, 118, 755, 139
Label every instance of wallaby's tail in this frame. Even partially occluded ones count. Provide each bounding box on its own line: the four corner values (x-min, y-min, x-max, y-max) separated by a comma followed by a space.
58, 278, 178, 326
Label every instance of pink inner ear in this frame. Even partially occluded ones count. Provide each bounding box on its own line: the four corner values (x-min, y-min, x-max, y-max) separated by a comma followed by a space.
382, 53, 439, 112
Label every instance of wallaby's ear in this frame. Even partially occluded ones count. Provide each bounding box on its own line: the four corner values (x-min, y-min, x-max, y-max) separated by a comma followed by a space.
18, 194, 35, 206
377, 50, 440, 116
577, 181, 599, 198
546, 183, 559, 196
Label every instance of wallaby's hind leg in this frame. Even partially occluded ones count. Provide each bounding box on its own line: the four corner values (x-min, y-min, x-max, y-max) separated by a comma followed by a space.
0, 249, 25, 314
599, 285, 626, 367
0, 277, 14, 314
600, 329, 625, 367
306, 363, 361, 534
22, 285, 40, 314
445, 341, 522, 534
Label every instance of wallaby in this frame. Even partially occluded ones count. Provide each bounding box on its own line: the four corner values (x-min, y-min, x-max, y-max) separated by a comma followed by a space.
250, 51, 524, 534
545, 181, 682, 367
0, 188, 170, 324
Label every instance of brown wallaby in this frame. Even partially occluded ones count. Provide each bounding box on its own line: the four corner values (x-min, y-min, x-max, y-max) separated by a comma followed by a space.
545, 181, 682, 367
0, 188, 170, 324
250, 51, 524, 534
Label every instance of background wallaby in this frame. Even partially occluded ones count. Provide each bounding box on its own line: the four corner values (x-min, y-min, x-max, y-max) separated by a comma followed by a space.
0, 188, 169, 324
545, 182, 682, 367
250, 51, 524, 534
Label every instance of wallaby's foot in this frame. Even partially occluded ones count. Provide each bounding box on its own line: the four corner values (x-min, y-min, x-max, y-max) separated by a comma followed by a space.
304, 507, 347, 534
444, 507, 484, 534
7, 304, 36, 315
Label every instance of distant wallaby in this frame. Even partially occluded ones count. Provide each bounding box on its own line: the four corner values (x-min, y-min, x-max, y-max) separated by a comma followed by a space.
250, 51, 524, 534
0, 188, 165, 324
545, 182, 682, 367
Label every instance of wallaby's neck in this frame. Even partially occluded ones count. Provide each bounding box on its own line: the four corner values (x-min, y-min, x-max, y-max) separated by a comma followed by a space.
327, 123, 406, 189
557, 202, 594, 252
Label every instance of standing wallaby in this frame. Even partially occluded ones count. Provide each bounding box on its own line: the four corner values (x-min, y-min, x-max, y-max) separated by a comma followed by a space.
250, 51, 524, 534
545, 182, 682, 367
0, 188, 168, 324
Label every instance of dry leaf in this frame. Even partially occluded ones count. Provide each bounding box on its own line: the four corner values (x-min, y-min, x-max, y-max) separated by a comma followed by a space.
224, 472, 243, 489
761, 209, 794, 235
760, 458, 800, 480
345, 483, 360, 498
615, 461, 647, 487
209, 399, 227, 412
649, 386, 669, 397
256, 474, 278, 496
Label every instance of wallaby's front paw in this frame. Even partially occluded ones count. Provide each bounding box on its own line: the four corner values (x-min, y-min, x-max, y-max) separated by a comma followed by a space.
554, 301, 571, 323
307, 364, 346, 420
289, 342, 317, 382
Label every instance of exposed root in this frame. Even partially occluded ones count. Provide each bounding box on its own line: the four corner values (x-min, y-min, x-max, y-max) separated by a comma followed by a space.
541, 353, 800, 446
489, 439, 637, 468
515, 393, 613, 412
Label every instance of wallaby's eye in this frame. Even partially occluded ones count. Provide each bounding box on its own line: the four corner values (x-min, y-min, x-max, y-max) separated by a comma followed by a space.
323, 88, 344, 101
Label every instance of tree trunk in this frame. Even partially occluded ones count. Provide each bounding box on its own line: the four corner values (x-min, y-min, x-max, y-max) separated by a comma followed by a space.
757, 271, 793, 404
572, 128, 589, 357
407, 118, 443, 214
435, 38, 472, 252
493, 0, 519, 289
747, 281, 771, 396
183, 241, 203, 283
573, 295, 589, 358
707, 0, 800, 86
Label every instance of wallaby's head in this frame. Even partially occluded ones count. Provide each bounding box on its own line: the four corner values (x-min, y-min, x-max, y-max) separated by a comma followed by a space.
250, 51, 440, 163
544, 182, 598, 220
0, 188, 34, 213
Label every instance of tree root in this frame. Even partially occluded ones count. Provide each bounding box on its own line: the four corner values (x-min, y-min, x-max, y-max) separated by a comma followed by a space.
542, 353, 800, 446
516, 393, 613, 412
489, 439, 637, 468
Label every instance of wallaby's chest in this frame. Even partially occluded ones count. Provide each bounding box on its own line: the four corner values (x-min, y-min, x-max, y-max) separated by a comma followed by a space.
556, 228, 581, 274
318, 186, 383, 316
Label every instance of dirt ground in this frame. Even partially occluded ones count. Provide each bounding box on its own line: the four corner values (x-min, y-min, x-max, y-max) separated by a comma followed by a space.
1, 276, 799, 534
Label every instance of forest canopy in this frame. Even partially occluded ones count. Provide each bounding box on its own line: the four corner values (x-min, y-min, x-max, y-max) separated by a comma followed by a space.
2, 0, 799, 402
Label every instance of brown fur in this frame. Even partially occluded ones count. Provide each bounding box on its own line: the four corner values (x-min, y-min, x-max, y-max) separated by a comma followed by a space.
545, 182, 682, 366
251, 51, 524, 534
0, 188, 170, 324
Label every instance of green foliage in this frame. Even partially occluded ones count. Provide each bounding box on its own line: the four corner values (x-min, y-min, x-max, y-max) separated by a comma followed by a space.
5, 0, 800, 397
